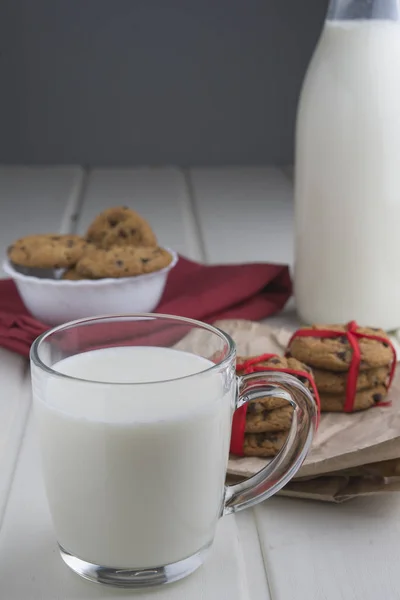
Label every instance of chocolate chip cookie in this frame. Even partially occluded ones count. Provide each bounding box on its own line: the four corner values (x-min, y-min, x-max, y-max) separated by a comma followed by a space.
243, 431, 288, 457
313, 365, 389, 393
76, 246, 172, 279
86, 206, 157, 249
245, 405, 293, 433
133, 247, 173, 274
245, 396, 290, 413
61, 267, 88, 281
236, 354, 314, 414
8, 234, 87, 269
288, 325, 393, 371
320, 384, 388, 412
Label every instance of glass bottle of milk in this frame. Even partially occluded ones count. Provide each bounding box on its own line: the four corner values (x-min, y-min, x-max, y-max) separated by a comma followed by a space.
294, 0, 400, 330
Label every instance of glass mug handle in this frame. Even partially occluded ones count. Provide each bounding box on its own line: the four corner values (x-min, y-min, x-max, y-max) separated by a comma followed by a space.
224, 371, 318, 515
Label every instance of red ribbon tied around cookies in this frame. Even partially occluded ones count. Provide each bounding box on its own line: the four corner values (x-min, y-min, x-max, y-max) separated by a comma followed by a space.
286, 321, 397, 413
230, 353, 321, 456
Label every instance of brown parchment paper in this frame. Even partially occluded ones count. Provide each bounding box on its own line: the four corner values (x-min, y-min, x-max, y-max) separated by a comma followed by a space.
176, 319, 400, 502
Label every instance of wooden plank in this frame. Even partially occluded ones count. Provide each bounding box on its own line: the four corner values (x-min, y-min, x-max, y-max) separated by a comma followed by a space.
189, 167, 294, 266
0, 412, 259, 599
0, 167, 84, 526
76, 167, 204, 261
189, 165, 297, 330
0, 352, 30, 529
0, 166, 84, 276
235, 511, 272, 599
255, 496, 400, 600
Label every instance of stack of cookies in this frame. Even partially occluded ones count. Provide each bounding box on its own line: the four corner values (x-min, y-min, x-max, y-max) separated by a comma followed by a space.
236, 354, 316, 457
287, 324, 395, 412
7, 206, 173, 280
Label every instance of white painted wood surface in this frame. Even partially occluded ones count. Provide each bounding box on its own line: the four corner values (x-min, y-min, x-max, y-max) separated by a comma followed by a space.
190, 167, 294, 266
0, 353, 29, 529
0, 167, 84, 537
0, 166, 399, 599
254, 497, 400, 600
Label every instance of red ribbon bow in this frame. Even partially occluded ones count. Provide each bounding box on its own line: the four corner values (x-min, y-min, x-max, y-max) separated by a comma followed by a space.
230, 353, 321, 456
286, 321, 397, 413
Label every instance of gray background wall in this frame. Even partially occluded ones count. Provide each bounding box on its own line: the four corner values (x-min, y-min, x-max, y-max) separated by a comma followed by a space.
0, 0, 327, 167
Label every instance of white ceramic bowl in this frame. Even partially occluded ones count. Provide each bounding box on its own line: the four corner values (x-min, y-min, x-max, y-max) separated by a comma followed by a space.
3, 248, 178, 326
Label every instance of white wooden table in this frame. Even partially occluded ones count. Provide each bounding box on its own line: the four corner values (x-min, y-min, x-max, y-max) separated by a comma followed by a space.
0, 166, 399, 600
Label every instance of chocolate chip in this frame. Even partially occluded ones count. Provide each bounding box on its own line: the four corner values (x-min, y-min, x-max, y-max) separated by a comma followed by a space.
383, 342, 389, 348
108, 219, 118, 227
118, 230, 127, 238
66, 240, 74, 247
51, 236, 61, 240
371, 327, 380, 331
257, 433, 270, 446
130, 229, 137, 235
116, 260, 124, 267
286, 352, 292, 358
337, 351, 348, 361
373, 393, 382, 403
269, 358, 280, 364
338, 336, 347, 344
141, 258, 150, 264
247, 403, 257, 415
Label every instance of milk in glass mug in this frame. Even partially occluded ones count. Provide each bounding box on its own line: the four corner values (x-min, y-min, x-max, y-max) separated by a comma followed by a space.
30, 314, 317, 588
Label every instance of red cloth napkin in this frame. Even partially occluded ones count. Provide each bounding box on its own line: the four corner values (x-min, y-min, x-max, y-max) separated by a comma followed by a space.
0, 256, 292, 357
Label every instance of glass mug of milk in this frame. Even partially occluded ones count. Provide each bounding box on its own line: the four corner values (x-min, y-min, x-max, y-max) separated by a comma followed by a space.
30, 314, 317, 589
